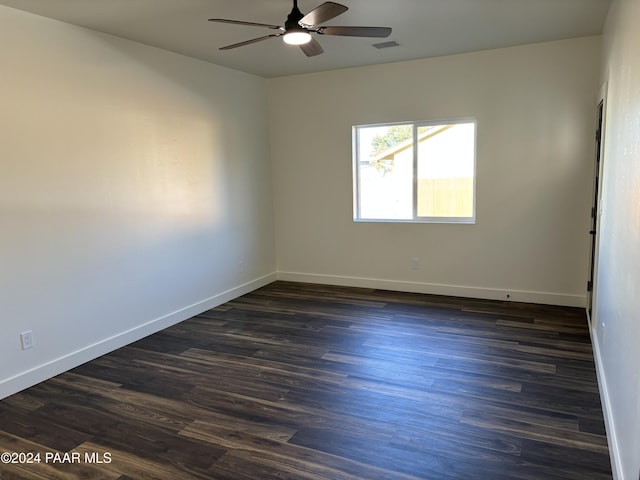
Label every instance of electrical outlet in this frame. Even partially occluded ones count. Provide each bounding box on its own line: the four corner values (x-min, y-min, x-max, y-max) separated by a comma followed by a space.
411, 258, 420, 270
20, 330, 34, 350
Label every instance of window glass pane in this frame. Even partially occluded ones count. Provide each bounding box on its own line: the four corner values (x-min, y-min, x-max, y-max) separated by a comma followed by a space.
417, 123, 475, 218
357, 125, 413, 220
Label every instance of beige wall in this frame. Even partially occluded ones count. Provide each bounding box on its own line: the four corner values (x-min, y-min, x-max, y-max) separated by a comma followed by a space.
268, 36, 601, 306
0, 6, 275, 398
596, 0, 640, 478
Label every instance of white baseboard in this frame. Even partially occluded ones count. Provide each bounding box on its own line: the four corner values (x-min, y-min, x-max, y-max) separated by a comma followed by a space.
0, 271, 586, 400
277, 271, 586, 307
589, 317, 622, 480
0, 273, 276, 400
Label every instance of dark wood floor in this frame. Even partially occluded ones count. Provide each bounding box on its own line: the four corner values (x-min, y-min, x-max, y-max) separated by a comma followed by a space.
0, 281, 611, 479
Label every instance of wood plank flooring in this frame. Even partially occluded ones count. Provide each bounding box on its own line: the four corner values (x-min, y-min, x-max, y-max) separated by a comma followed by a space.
0, 281, 611, 479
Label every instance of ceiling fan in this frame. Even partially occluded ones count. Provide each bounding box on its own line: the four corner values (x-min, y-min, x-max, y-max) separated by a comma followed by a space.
208, 0, 392, 57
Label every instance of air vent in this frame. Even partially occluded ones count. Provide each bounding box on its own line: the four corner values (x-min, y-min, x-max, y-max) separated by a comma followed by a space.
372, 41, 400, 49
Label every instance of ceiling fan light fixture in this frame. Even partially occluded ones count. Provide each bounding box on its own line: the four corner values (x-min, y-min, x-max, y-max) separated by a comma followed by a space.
283, 30, 312, 45
211, 0, 391, 58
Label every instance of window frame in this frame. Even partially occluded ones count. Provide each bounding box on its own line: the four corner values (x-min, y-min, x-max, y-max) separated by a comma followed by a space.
352, 117, 477, 224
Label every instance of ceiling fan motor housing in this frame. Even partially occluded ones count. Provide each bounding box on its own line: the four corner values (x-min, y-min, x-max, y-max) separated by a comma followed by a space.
285, 1, 305, 32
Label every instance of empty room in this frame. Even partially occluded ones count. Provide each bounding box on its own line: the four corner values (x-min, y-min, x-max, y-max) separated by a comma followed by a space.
0, 0, 638, 479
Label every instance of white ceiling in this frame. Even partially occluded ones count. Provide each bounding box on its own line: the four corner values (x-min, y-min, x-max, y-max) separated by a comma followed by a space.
0, 0, 611, 78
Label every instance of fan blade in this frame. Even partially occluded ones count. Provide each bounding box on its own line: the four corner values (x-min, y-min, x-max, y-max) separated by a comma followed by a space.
299, 37, 324, 57
219, 34, 282, 50
299, 2, 348, 28
208, 18, 282, 30
318, 26, 392, 38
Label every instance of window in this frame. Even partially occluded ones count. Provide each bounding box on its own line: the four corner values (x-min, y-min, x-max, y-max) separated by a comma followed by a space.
353, 118, 476, 223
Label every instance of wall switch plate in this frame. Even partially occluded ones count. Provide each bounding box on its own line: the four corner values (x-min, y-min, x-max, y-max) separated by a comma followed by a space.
20, 330, 34, 350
